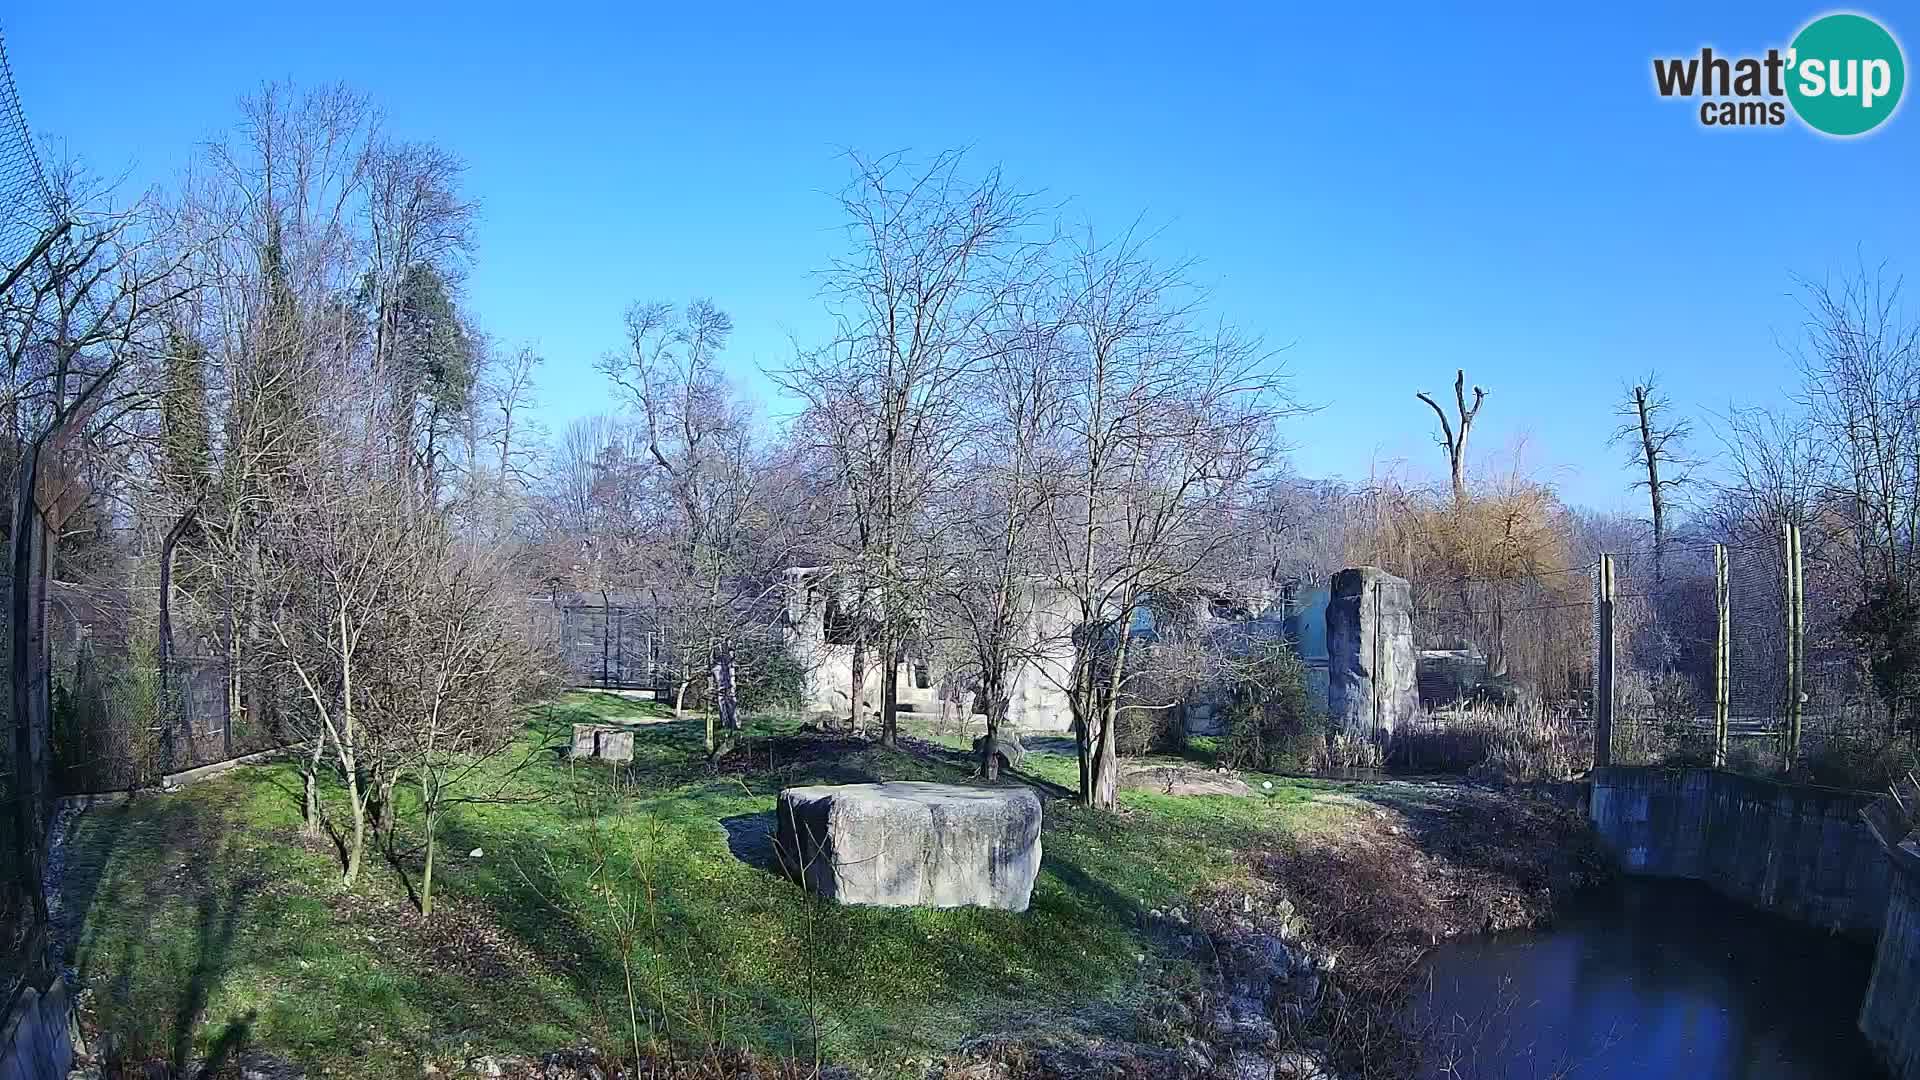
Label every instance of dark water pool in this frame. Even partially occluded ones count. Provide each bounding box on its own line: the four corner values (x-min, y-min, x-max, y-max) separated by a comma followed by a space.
1412, 878, 1886, 1079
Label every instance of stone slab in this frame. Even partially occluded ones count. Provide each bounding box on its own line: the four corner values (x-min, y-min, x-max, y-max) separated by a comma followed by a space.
775, 781, 1042, 911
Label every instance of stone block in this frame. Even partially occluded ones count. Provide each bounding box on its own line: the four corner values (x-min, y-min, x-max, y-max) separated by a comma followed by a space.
570, 723, 633, 762
1326, 567, 1418, 743
972, 729, 1027, 771
775, 781, 1042, 911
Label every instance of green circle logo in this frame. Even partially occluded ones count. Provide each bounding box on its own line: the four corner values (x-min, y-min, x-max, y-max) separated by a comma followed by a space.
1787, 13, 1906, 136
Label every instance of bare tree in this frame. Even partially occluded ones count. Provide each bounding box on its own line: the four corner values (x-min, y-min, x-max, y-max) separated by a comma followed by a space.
2, 162, 196, 948
1416, 369, 1487, 508
264, 438, 420, 887
169, 83, 379, 807
1043, 228, 1292, 808
775, 150, 1039, 746
597, 299, 778, 745
388, 537, 549, 917
363, 137, 476, 501
930, 298, 1062, 779
1611, 375, 1696, 586
1791, 268, 1920, 599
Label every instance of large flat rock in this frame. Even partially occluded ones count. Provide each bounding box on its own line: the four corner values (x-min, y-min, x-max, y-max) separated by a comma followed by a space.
775, 781, 1042, 911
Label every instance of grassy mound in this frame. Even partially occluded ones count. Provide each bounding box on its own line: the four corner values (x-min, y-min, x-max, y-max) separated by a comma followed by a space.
58, 693, 1364, 1078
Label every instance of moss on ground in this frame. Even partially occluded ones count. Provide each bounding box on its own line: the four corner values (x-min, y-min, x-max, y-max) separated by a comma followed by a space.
57, 694, 1382, 1078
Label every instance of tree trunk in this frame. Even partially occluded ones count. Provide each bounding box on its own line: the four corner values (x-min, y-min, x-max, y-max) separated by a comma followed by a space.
301, 769, 320, 838
981, 669, 1004, 782
848, 623, 868, 733
675, 678, 691, 721
374, 769, 398, 847
1089, 635, 1131, 811
1072, 656, 1095, 804
1635, 386, 1667, 588
880, 635, 900, 748
344, 772, 367, 887
157, 502, 200, 723
243, 538, 264, 732
1092, 704, 1119, 809
8, 438, 50, 929
340, 606, 366, 887
420, 786, 438, 919
713, 642, 738, 732
222, 615, 238, 758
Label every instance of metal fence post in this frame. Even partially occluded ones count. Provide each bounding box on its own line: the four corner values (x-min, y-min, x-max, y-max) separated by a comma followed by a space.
1714, 542, 1730, 768
1595, 554, 1615, 769
1784, 520, 1804, 767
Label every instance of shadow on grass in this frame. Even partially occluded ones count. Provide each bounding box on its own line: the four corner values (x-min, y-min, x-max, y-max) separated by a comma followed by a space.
195, 1009, 258, 1078
169, 871, 256, 1072
721, 812, 781, 874
429, 814, 635, 1022
58, 790, 271, 1072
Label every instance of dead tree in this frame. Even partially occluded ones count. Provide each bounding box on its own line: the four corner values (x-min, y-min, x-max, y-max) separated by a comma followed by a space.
1611, 375, 1695, 586
1416, 369, 1487, 508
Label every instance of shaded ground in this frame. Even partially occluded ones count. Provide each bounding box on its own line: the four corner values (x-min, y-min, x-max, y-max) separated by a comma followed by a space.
55, 695, 1596, 1079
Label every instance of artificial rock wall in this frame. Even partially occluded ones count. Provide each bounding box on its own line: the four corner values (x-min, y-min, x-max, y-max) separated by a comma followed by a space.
1325, 567, 1418, 744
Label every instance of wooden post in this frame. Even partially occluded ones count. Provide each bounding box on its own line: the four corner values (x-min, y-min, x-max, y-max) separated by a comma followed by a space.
1714, 543, 1730, 768
1595, 554, 1616, 769
1784, 521, 1805, 768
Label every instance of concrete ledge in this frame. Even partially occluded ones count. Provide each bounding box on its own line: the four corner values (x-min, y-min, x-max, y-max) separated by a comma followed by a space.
1590, 766, 1890, 937
54, 743, 300, 809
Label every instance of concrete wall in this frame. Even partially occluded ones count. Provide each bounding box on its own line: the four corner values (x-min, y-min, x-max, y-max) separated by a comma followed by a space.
781, 569, 1077, 732
1589, 767, 1892, 937
0, 978, 74, 1080
1861, 849, 1920, 1080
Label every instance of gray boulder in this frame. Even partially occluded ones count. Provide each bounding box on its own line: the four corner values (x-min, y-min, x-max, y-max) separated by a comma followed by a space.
775, 781, 1042, 911
1326, 567, 1418, 743
971, 729, 1027, 771
569, 723, 633, 762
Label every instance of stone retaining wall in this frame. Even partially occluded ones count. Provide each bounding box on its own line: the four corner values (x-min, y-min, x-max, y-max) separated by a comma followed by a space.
1861, 851, 1920, 1080
1588, 766, 1891, 937
0, 978, 74, 1080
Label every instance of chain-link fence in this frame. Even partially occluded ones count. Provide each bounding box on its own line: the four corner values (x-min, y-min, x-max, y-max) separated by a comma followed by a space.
1601, 529, 1908, 788
0, 29, 52, 276
1407, 572, 1595, 716
1392, 518, 1907, 790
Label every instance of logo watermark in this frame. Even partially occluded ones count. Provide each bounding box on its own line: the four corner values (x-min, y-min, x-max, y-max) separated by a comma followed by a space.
1653, 12, 1905, 135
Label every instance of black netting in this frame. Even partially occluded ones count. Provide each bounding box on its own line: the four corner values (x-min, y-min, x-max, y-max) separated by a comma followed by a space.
0, 28, 54, 277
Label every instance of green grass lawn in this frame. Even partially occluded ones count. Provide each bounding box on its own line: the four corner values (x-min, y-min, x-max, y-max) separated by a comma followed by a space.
57, 692, 1366, 1078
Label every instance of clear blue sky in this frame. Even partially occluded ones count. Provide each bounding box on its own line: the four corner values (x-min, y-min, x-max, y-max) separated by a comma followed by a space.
7, 2, 1916, 511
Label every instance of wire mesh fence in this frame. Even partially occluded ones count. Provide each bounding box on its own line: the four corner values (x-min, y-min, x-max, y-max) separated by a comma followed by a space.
1408, 572, 1595, 716
1599, 532, 1910, 788
1395, 520, 1909, 790
0, 27, 54, 296
30, 580, 289, 795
